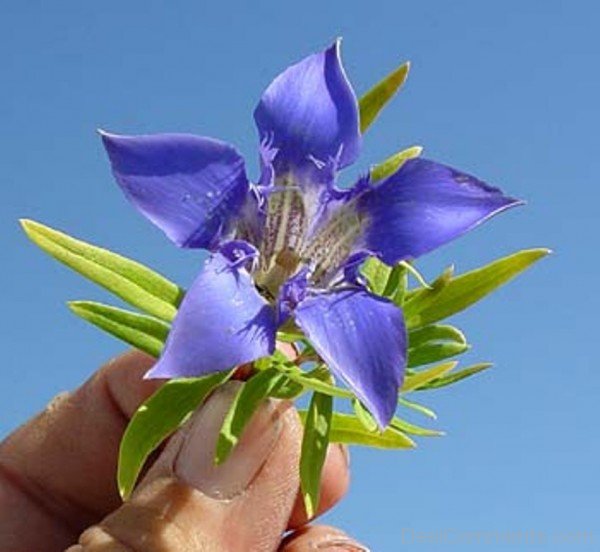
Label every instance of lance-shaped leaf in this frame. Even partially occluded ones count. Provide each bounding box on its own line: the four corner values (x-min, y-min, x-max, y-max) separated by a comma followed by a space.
352, 398, 378, 433
300, 392, 333, 518
398, 397, 437, 420
299, 411, 416, 449
216, 368, 290, 464
118, 371, 230, 499
390, 417, 444, 437
359, 61, 410, 132
21, 219, 184, 321
361, 256, 392, 295
402, 361, 456, 392
407, 324, 469, 367
403, 249, 551, 329
370, 145, 423, 182
417, 362, 493, 390
69, 301, 170, 358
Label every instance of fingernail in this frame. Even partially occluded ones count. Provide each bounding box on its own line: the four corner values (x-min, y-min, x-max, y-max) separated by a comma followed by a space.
317, 538, 370, 551
175, 381, 282, 499
317, 537, 370, 551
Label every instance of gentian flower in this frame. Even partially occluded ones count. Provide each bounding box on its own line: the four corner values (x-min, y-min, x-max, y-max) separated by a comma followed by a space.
101, 41, 521, 427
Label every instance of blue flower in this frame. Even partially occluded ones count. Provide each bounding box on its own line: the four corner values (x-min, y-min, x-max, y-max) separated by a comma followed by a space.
101, 41, 521, 427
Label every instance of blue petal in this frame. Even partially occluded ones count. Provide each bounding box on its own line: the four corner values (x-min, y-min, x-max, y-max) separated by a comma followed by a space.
146, 252, 276, 379
294, 289, 406, 428
357, 158, 524, 265
101, 132, 249, 249
254, 40, 361, 176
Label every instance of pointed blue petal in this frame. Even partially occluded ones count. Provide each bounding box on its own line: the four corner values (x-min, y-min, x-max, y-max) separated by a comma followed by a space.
357, 158, 524, 265
294, 289, 406, 427
101, 132, 249, 249
254, 40, 361, 175
146, 252, 276, 379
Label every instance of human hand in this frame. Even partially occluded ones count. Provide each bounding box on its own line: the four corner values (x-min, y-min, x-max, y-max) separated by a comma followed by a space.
0, 351, 368, 551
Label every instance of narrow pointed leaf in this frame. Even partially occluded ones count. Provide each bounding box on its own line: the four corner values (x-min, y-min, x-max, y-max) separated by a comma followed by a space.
390, 417, 444, 437
359, 61, 410, 132
417, 363, 493, 390
408, 342, 468, 368
402, 362, 456, 392
69, 301, 170, 358
300, 392, 333, 518
371, 145, 422, 182
408, 324, 466, 349
118, 370, 230, 499
21, 219, 184, 321
299, 411, 416, 449
403, 249, 551, 329
351, 398, 378, 433
216, 369, 289, 464
398, 397, 437, 419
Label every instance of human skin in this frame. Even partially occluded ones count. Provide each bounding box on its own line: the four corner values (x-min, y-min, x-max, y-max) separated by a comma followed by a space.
0, 350, 368, 551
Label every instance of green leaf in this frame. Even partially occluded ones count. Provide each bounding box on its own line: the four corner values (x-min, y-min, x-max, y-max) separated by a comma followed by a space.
361, 256, 392, 295
390, 416, 444, 437
300, 392, 333, 518
370, 145, 422, 182
216, 369, 290, 464
398, 397, 437, 419
403, 249, 551, 329
402, 361, 456, 392
21, 219, 184, 321
407, 324, 469, 367
351, 399, 378, 433
118, 371, 230, 499
277, 364, 354, 399
299, 412, 416, 449
359, 61, 410, 132
69, 301, 169, 358
417, 362, 493, 390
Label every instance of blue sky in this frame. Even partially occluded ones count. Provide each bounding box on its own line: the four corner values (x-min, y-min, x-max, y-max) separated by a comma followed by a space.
1, 1, 598, 550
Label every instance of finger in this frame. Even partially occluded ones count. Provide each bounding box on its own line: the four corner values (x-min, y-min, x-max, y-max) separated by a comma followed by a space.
287, 443, 350, 529
74, 382, 304, 551
0, 350, 159, 550
280, 525, 369, 551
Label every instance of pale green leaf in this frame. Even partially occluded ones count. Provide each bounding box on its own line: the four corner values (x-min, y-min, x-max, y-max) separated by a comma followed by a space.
402, 361, 456, 392
299, 412, 416, 449
361, 256, 392, 295
370, 145, 423, 182
359, 61, 410, 132
118, 371, 230, 499
408, 340, 469, 368
351, 399, 378, 433
69, 301, 169, 358
300, 392, 333, 518
390, 416, 444, 437
417, 362, 493, 390
216, 369, 290, 464
21, 219, 183, 321
403, 249, 551, 329
398, 397, 437, 419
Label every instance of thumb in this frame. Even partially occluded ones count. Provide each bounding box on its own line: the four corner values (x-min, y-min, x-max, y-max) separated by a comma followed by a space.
68, 381, 302, 552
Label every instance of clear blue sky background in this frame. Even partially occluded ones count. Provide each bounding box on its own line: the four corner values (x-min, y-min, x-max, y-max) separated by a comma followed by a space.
1, 1, 597, 550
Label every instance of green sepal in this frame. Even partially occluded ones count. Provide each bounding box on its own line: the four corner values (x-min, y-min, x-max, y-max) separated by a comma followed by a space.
300, 392, 333, 518
216, 368, 291, 465
68, 301, 170, 358
359, 61, 410, 132
370, 145, 422, 182
21, 219, 184, 321
403, 249, 551, 329
118, 370, 230, 500
299, 411, 416, 449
